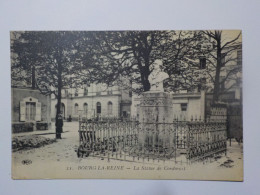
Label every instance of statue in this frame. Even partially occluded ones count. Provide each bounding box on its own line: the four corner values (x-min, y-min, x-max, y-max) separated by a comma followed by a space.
148, 64, 169, 92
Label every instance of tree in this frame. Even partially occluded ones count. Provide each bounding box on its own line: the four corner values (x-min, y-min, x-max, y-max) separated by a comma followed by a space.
84, 31, 204, 94
161, 30, 206, 92
11, 31, 92, 138
86, 31, 168, 93
11, 32, 38, 89
201, 30, 242, 102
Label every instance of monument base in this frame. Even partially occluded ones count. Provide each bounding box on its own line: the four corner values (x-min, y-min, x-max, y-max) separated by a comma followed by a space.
138, 91, 174, 148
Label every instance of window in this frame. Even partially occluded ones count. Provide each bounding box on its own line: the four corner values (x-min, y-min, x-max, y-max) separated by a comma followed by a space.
107, 101, 113, 115
96, 102, 101, 114
96, 91, 101, 96
199, 57, 206, 69
26, 102, 36, 121
20, 97, 41, 122
180, 103, 187, 111
129, 91, 132, 97
84, 88, 88, 96
74, 103, 79, 114
198, 78, 206, 92
107, 90, 113, 95
83, 103, 88, 115
64, 89, 68, 97
123, 111, 127, 117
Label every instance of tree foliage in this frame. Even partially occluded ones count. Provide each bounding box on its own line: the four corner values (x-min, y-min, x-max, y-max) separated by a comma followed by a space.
11, 31, 95, 138
161, 31, 207, 92
81, 31, 205, 94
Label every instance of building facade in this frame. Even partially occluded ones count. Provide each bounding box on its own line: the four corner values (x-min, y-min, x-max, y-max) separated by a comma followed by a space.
51, 83, 132, 120
12, 87, 52, 132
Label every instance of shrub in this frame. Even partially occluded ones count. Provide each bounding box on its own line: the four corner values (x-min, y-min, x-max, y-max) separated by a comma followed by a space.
36, 122, 48, 130
12, 122, 34, 133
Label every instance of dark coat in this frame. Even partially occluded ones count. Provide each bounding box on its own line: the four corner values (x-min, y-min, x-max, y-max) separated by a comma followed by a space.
55, 115, 63, 133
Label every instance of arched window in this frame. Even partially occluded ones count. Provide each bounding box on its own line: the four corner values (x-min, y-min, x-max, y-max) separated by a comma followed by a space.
83, 103, 88, 115
107, 101, 113, 115
96, 102, 101, 114
74, 103, 79, 114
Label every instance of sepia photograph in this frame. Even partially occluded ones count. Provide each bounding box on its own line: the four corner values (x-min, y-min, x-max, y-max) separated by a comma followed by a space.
11, 30, 243, 181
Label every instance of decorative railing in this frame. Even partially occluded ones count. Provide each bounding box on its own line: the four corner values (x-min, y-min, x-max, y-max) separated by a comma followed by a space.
77, 120, 139, 161
187, 121, 227, 160
77, 118, 227, 163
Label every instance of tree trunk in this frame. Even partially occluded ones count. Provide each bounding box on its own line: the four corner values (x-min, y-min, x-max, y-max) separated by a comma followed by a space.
143, 78, 151, 91
141, 65, 151, 92
31, 66, 36, 89
213, 41, 222, 103
55, 62, 63, 139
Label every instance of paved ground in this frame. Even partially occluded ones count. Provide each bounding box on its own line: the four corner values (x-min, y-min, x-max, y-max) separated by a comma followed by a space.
13, 122, 80, 163
12, 122, 243, 180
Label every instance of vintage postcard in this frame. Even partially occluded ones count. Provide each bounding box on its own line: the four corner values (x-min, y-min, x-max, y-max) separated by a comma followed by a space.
11, 30, 243, 180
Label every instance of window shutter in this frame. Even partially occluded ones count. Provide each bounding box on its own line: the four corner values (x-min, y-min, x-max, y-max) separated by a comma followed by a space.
20, 101, 26, 121
35, 102, 41, 121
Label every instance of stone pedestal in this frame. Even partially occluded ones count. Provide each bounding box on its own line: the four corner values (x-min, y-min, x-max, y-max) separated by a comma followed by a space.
138, 91, 173, 148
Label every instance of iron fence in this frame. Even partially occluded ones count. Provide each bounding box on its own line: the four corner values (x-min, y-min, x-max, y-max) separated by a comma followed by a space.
77, 117, 227, 163
187, 121, 227, 161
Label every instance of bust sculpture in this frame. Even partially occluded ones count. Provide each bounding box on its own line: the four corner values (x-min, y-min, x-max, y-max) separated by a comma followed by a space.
148, 64, 169, 92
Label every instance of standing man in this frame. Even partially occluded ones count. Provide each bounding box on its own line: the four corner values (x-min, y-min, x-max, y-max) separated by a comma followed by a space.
55, 113, 63, 139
